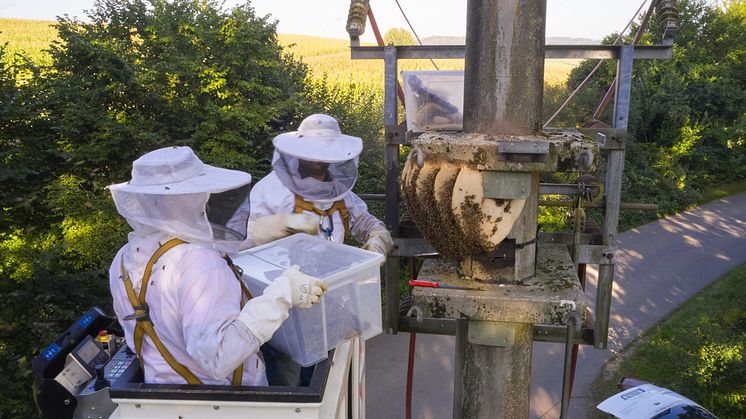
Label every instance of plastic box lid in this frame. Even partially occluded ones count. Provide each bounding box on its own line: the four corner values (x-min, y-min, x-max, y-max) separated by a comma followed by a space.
236, 233, 384, 289
232, 234, 385, 366
401, 70, 464, 132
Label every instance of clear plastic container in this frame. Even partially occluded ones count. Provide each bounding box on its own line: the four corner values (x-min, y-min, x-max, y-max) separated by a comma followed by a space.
401, 70, 464, 132
233, 233, 385, 367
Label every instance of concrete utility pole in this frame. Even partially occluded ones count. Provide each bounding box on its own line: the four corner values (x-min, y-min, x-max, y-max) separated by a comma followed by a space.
455, 1, 548, 417
463, 0, 546, 136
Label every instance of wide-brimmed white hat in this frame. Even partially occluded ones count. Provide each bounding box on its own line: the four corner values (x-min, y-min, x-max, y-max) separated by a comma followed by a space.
108, 146, 251, 194
273, 114, 363, 163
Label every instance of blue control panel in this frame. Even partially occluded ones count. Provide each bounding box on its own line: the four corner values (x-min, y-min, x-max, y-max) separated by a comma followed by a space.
41, 342, 61, 361
78, 312, 95, 329
36, 307, 107, 367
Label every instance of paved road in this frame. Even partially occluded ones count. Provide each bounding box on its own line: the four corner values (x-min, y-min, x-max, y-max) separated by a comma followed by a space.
366, 192, 746, 419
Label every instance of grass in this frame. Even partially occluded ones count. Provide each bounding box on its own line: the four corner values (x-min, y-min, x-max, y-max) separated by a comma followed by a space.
696, 179, 746, 206
588, 263, 746, 419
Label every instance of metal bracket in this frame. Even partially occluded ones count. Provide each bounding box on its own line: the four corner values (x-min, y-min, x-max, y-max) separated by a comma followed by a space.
467, 321, 519, 347
351, 44, 674, 61
577, 245, 606, 264
391, 238, 437, 257
399, 315, 457, 335
577, 127, 626, 150
497, 141, 549, 162
533, 324, 595, 344
539, 232, 603, 246
482, 171, 532, 199
384, 122, 407, 145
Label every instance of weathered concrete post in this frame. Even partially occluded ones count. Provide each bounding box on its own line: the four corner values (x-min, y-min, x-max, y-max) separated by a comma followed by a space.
463, 0, 546, 135
454, 1, 547, 417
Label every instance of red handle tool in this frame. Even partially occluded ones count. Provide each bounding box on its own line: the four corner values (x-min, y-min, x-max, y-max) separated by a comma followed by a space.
408, 280, 482, 291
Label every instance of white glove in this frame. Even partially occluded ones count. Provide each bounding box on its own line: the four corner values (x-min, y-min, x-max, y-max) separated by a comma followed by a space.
286, 213, 319, 235
248, 213, 319, 246
236, 265, 326, 344
283, 265, 327, 308
362, 225, 394, 256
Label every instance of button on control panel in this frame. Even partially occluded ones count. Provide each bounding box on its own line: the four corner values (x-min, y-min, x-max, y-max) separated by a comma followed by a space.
80, 344, 139, 395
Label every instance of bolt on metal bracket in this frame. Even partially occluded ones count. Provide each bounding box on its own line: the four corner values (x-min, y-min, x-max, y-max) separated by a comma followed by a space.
406, 305, 424, 324
600, 236, 618, 265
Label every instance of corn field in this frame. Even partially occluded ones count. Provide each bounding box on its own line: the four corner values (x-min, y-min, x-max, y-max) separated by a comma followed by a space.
0, 18, 576, 86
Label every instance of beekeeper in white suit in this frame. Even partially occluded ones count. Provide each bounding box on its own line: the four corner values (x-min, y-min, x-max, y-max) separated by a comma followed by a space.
108, 146, 325, 386
248, 113, 393, 386
248, 113, 394, 254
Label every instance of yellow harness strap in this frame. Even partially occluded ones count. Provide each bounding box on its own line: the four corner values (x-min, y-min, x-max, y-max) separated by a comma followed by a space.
293, 194, 351, 238
121, 238, 250, 386
224, 254, 252, 386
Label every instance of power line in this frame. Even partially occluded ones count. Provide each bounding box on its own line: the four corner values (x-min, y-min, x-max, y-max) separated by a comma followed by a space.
393, 0, 440, 70
543, 0, 649, 127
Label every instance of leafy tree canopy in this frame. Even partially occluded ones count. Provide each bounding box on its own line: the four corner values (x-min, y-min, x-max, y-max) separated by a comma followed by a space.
384, 27, 416, 45
551, 0, 746, 226
0, 1, 333, 416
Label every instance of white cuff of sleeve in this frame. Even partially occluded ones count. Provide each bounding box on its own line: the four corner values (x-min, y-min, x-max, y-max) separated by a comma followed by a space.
237, 276, 293, 344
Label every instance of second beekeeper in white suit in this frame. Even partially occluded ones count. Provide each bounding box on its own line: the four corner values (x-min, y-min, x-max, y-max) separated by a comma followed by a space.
248, 113, 394, 254
108, 146, 325, 386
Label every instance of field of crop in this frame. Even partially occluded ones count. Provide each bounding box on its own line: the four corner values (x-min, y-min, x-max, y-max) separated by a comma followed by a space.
1, 18, 576, 85
279, 33, 577, 85
0, 18, 58, 64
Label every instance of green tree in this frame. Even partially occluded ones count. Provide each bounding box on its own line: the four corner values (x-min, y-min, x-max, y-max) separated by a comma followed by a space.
0, 49, 58, 233
552, 0, 746, 228
384, 27, 416, 45
0, 1, 316, 416
629, 0, 746, 187
46, 0, 308, 182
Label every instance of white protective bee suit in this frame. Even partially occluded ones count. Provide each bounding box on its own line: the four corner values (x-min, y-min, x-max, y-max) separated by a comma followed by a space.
108, 146, 325, 386
248, 114, 394, 254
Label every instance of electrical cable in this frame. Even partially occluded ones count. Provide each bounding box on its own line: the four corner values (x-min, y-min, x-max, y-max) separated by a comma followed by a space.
543, 0, 649, 127
405, 331, 416, 419
393, 0, 440, 70
591, 0, 657, 121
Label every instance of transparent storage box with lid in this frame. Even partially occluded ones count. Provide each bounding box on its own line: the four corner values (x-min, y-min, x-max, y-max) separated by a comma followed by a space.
233, 233, 385, 367
401, 70, 464, 132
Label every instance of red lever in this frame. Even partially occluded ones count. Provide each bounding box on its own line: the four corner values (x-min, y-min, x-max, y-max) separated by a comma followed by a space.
408, 280, 439, 288
408, 279, 484, 291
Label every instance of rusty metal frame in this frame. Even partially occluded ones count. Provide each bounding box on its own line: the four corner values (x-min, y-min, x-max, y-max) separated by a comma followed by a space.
351, 44, 672, 60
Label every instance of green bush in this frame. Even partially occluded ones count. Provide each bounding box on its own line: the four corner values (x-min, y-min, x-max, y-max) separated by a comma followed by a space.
544, 0, 746, 232
0, 1, 384, 417
0, 7, 391, 419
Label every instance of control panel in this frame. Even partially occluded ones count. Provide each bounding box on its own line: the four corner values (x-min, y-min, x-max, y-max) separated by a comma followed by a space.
34, 307, 109, 377
32, 307, 126, 419
55, 336, 110, 394
79, 344, 139, 396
